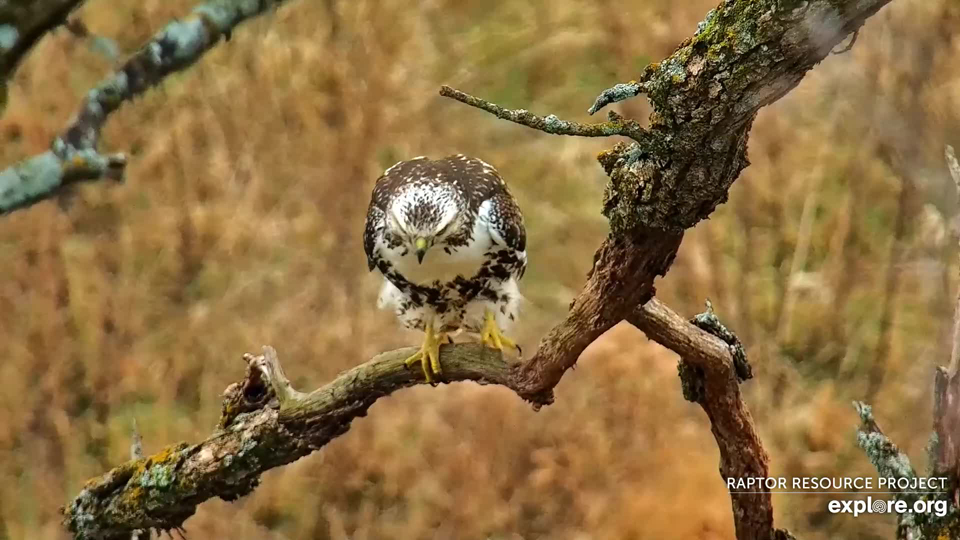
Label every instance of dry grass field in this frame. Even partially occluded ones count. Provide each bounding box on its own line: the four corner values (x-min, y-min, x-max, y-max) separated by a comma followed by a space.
0, 0, 958, 538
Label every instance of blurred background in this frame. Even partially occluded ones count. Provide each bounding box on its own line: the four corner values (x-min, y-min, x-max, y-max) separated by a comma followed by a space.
0, 0, 958, 538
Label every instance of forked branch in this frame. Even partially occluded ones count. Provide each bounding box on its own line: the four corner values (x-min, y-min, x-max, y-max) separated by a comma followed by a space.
66, 299, 767, 539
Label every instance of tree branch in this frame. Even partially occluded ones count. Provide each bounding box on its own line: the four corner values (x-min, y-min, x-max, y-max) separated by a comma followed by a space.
631, 299, 785, 540
587, 81, 643, 116
439, 85, 648, 141
65, 298, 776, 540
853, 402, 934, 539
64, 344, 513, 539
631, 298, 733, 370
63, 0, 896, 537
855, 402, 917, 486
0, 0, 290, 214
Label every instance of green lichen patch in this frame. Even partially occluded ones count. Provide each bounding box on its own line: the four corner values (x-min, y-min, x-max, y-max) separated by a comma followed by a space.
140, 464, 176, 490
855, 402, 917, 482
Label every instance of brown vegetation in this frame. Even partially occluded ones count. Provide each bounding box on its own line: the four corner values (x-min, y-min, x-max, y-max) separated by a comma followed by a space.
1, 0, 958, 538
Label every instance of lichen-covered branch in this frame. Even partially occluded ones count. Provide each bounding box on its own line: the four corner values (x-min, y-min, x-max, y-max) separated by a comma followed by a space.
852, 402, 941, 539
600, 0, 893, 234
65, 297, 794, 540
0, 0, 290, 214
854, 402, 917, 487
65, 344, 513, 539
439, 85, 648, 141
587, 81, 643, 116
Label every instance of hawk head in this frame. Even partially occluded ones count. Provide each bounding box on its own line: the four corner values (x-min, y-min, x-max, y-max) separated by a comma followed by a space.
388, 183, 464, 263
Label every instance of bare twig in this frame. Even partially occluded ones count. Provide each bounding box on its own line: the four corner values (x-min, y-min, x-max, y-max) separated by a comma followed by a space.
587, 81, 644, 115
129, 420, 143, 461
0, 0, 290, 214
129, 421, 144, 540
250, 345, 310, 405
439, 85, 648, 142
631, 298, 733, 370
831, 29, 860, 54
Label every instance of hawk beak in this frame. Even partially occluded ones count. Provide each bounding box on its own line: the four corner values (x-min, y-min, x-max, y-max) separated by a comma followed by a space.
415, 237, 428, 264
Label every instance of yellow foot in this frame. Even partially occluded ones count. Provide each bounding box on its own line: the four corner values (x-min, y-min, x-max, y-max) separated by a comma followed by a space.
480, 309, 519, 353
404, 324, 446, 383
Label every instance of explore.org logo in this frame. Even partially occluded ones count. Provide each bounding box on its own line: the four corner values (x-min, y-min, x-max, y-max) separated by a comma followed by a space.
726, 476, 950, 519
827, 497, 948, 518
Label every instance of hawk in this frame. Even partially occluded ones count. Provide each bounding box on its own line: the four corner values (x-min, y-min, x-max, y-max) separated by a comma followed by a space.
363, 154, 526, 382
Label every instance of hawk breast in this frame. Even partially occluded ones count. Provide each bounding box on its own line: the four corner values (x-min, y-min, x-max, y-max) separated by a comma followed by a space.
383, 216, 494, 286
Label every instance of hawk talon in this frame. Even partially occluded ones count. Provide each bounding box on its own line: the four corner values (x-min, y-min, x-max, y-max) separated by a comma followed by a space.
480, 309, 519, 354
364, 155, 528, 371
404, 323, 445, 383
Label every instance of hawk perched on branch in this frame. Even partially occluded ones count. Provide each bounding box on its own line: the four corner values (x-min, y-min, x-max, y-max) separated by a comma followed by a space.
363, 155, 527, 382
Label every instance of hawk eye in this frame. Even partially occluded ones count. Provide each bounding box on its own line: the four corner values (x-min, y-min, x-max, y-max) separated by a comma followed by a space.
436, 222, 453, 236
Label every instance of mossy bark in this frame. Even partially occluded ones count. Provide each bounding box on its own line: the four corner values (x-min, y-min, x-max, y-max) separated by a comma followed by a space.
600, 0, 891, 234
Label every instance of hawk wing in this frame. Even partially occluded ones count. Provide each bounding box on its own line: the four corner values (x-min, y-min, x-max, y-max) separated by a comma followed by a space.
483, 190, 526, 255
362, 205, 383, 272
444, 155, 526, 257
